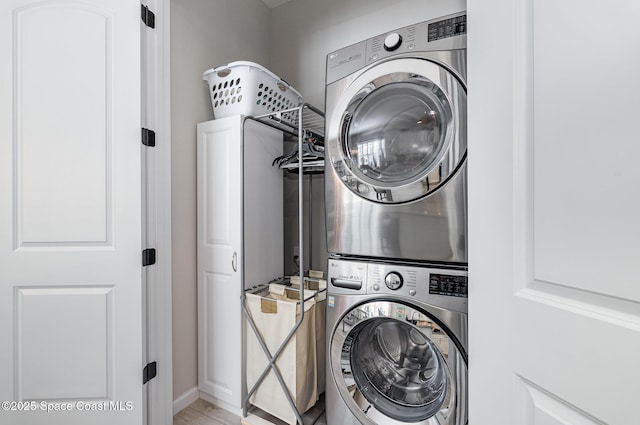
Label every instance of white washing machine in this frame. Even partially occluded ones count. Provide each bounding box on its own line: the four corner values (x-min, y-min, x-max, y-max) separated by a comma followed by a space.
326, 258, 467, 425
325, 12, 467, 264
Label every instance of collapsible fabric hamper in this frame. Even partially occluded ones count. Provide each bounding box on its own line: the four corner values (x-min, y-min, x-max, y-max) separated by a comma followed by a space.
245, 288, 318, 425
313, 285, 326, 395
290, 275, 326, 396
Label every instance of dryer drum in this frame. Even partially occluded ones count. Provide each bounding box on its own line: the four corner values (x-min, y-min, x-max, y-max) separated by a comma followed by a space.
341, 81, 451, 188
348, 317, 451, 422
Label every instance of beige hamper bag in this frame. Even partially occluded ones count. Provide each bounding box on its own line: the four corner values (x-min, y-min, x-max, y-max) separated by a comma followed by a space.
245, 287, 318, 424
313, 285, 325, 395
290, 274, 326, 396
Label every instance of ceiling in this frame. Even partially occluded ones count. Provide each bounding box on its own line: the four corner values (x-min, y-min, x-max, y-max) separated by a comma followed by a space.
261, 0, 293, 8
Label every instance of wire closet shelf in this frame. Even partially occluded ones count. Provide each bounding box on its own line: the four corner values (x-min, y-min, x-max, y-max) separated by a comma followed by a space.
241, 102, 325, 425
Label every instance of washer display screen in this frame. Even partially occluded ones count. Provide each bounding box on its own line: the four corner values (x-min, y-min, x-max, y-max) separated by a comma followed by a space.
429, 274, 468, 298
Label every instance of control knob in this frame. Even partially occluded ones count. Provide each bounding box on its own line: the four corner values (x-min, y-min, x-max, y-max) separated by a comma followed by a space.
384, 33, 403, 51
384, 272, 403, 290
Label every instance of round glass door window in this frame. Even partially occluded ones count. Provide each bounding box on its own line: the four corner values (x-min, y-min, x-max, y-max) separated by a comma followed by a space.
346, 317, 450, 422
345, 82, 449, 186
331, 59, 467, 204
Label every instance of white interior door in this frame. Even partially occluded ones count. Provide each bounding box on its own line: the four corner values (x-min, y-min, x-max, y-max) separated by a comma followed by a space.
468, 1, 640, 424
0, 0, 143, 424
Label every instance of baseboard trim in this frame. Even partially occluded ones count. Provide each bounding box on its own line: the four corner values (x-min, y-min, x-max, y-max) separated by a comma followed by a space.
199, 391, 243, 417
173, 386, 199, 415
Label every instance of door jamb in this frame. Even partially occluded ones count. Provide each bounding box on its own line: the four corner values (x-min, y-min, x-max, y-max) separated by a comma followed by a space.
142, 0, 172, 423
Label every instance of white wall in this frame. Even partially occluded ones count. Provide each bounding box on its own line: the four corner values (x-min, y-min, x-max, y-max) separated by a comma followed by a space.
269, 0, 466, 108
170, 0, 270, 401
269, 0, 466, 273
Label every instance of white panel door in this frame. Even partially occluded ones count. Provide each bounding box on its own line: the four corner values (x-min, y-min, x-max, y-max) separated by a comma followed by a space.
0, 0, 142, 424
196, 117, 284, 413
197, 117, 243, 411
468, 1, 640, 424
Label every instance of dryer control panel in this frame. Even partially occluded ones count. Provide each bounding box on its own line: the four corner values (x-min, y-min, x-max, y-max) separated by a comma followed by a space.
328, 259, 468, 313
364, 12, 466, 66
326, 11, 466, 84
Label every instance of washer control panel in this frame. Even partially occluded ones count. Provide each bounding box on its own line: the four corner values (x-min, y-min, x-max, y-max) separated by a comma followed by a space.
384, 271, 403, 290
328, 259, 468, 312
328, 259, 367, 295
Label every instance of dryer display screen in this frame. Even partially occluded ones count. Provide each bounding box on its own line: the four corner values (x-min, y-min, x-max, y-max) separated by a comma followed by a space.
429, 274, 468, 297
428, 15, 467, 42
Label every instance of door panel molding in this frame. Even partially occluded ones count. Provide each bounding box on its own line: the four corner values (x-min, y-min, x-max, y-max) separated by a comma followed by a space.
15, 286, 114, 401
530, 0, 640, 301
203, 130, 232, 246
516, 284, 640, 332
512, 0, 640, 302
13, 1, 114, 249
511, 0, 534, 293
517, 377, 606, 425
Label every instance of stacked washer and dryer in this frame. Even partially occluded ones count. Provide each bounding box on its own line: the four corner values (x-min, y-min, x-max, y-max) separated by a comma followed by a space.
324, 12, 468, 425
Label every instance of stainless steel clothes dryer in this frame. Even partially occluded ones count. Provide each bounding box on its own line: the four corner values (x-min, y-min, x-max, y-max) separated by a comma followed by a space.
325, 12, 467, 264
326, 258, 468, 425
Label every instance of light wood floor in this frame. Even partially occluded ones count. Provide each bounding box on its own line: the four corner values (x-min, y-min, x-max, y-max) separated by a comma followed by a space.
174, 398, 326, 425
173, 399, 241, 425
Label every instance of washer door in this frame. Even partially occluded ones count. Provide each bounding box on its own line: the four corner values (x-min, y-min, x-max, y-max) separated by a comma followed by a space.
328, 58, 466, 204
330, 300, 467, 424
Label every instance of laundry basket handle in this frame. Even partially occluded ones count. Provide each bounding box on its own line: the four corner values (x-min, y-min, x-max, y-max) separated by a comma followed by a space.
216, 66, 232, 78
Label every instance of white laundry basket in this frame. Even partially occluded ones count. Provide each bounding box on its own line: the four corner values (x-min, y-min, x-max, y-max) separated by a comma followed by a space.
202, 61, 303, 125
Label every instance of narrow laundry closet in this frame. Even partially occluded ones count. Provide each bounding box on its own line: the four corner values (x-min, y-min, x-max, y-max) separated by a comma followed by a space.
169, 0, 640, 423
170, 1, 466, 424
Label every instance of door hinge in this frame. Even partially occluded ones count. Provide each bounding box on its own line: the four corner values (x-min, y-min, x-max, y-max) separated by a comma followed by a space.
142, 128, 156, 147
143, 361, 157, 384
142, 248, 156, 266
141, 4, 155, 29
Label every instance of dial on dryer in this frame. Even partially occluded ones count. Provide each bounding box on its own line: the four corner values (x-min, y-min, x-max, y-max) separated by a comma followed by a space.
384, 272, 403, 290
384, 33, 403, 51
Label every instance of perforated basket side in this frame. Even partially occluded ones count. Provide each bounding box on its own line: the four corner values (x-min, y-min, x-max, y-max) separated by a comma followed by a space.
203, 61, 303, 124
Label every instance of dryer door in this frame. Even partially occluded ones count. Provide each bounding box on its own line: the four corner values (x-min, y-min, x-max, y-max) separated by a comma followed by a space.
327, 58, 466, 204
330, 300, 467, 424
